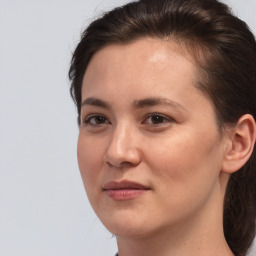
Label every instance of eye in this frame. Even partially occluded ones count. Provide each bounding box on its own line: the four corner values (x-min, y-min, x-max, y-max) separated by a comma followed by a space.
143, 114, 173, 125
83, 115, 110, 126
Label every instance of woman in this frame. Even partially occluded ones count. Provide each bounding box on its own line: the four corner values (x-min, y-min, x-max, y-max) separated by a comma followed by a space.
69, 0, 256, 255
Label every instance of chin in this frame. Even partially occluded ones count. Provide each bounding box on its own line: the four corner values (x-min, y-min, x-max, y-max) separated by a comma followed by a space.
106, 222, 154, 239
97, 208, 156, 238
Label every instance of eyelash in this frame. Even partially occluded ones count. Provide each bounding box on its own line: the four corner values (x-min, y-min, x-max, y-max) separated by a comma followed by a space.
82, 113, 174, 127
143, 113, 174, 125
83, 114, 110, 126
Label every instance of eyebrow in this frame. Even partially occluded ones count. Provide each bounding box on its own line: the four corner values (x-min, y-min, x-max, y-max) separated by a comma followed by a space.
81, 97, 111, 109
81, 97, 188, 112
133, 97, 189, 112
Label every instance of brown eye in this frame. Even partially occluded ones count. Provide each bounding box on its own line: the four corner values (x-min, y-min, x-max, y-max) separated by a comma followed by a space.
143, 114, 172, 125
84, 115, 110, 125
149, 115, 165, 124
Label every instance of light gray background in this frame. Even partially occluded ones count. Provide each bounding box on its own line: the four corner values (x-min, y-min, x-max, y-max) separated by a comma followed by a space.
0, 0, 255, 255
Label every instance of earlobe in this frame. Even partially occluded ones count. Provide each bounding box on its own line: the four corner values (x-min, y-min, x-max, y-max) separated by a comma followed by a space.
221, 114, 256, 174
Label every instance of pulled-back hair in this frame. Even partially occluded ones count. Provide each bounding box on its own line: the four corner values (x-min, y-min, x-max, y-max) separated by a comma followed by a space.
69, 0, 256, 255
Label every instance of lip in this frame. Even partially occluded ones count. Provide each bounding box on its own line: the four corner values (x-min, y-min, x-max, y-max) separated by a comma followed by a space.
103, 180, 150, 201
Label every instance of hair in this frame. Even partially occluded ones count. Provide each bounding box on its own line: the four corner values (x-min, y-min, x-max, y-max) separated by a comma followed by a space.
69, 0, 256, 255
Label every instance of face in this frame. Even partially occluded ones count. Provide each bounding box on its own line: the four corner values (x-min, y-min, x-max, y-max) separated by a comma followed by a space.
78, 38, 227, 239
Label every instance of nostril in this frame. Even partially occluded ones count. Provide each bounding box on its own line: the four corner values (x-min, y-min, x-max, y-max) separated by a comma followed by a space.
105, 159, 139, 169
105, 161, 114, 168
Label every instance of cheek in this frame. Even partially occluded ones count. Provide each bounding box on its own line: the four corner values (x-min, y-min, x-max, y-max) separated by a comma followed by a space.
147, 129, 222, 198
147, 150, 221, 221
77, 134, 104, 193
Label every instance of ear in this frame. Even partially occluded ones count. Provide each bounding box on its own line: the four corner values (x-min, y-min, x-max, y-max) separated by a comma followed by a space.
221, 114, 256, 174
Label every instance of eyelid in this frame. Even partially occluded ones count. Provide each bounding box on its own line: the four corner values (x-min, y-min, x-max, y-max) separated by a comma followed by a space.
82, 113, 111, 126
142, 113, 174, 125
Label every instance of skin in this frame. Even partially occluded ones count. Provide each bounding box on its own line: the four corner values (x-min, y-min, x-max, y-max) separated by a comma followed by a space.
77, 38, 237, 256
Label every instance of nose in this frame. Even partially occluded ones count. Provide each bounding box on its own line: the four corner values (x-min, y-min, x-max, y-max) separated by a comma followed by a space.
104, 123, 142, 168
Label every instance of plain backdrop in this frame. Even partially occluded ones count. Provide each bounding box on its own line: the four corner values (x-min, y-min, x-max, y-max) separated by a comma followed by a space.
0, 0, 255, 255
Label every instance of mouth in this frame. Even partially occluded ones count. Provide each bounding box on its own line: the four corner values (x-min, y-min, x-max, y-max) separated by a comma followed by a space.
102, 180, 150, 201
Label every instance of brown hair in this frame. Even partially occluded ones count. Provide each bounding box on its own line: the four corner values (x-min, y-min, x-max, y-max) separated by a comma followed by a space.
69, 0, 256, 255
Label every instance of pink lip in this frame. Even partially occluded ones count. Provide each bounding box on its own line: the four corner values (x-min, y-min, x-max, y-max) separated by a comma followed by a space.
103, 180, 150, 201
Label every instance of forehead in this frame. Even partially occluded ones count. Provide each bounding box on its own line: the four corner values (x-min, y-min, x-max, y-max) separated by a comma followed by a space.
82, 38, 196, 96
